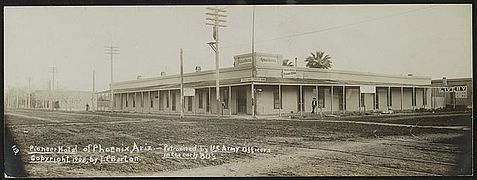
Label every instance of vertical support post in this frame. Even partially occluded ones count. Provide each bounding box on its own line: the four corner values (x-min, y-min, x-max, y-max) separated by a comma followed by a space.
412, 87, 416, 110
342, 86, 346, 113
316, 85, 320, 116
180, 48, 184, 118
208, 87, 211, 114
279, 85, 282, 117
126, 93, 129, 112
387, 86, 391, 109
330, 85, 334, 114
168, 90, 171, 112
358, 87, 361, 113
453, 91, 456, 109
251, 83, 255, 117
400, 87, 403, 111
229, 86, 232, 116
299, 85, 303, 117
373, 91, 377, 110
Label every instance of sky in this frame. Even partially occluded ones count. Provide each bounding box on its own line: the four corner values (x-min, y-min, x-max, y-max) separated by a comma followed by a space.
4, 4, 472, 91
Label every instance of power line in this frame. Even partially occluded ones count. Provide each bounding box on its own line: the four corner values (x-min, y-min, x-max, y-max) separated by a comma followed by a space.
222, 6, 436, 49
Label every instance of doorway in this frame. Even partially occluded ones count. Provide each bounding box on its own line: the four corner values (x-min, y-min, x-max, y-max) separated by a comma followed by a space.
237, 88, 247, 114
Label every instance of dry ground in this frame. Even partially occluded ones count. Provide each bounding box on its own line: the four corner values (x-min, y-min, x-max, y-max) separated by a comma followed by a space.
4, 109, 472, 177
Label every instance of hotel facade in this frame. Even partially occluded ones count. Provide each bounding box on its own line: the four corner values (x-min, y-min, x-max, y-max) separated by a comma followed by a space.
96, 52, 448, 116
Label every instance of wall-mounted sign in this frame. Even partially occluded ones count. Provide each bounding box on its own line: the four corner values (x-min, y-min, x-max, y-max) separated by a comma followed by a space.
240, 77, 266, 82
439, 86, 467, 93
260, 57, 278, 64
235, 57, 252, 66
183, 88, 195, 96
456, 92, 467, 98
282, 68, 297, 78
360, 85, 376, 93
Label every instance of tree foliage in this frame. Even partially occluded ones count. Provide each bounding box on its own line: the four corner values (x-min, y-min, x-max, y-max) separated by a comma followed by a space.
305, 51, 332, 69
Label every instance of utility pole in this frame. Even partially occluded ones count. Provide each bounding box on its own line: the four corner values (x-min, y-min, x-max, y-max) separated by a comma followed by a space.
48, 66, 57, 110
92, 70, 96, 112
206, 6, 227, 117
105, 45, 120, 112
180, 48, 184, 118
27, 77, 31, 108
251, 6, 256, 118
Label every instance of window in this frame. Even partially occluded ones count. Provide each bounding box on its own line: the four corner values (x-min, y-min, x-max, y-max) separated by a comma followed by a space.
338, 88, 344, 110
386, 88, 392, 107
199, 91, 204, 109
375, 92, 379, 109
166, 92, 169, 108
132, 96, 135, 107
141, 94, 144, 108
412, 89, 416, 106
360, 93, 365, 107
171, 92, 176, 111
318, 87, 325, 108
423, 89, 427, 106
221, 88, 229, 109
273, 88, 280, 109
188, 96, 192, 111
206, 90, 210, 112
159, 92, 164, 110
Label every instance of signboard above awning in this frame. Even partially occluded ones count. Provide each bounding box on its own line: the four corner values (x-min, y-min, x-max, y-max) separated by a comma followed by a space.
282, 68, 297, 78
360, 85, 376, 93
439, 86, 467, 93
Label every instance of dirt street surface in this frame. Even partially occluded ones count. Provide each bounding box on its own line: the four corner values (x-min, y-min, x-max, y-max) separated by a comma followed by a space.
4, 109, 472, 177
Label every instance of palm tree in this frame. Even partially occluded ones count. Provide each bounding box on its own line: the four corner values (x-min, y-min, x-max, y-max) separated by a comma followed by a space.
282, 59, 294, 67
305, 51, 332, 69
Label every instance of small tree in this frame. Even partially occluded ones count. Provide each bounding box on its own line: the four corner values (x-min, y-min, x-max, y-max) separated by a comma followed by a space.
305, 51, 332, 69
282, 59, 294, 67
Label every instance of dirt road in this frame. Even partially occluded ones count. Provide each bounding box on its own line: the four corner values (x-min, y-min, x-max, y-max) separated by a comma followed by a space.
4, 109, 472, 177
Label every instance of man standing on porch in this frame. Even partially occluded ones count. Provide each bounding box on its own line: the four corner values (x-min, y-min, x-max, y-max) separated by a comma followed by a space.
311, 97, 317, 114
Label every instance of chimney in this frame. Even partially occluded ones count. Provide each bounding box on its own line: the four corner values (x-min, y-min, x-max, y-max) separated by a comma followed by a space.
195, 66, 202, 72
442, 76, 447, 86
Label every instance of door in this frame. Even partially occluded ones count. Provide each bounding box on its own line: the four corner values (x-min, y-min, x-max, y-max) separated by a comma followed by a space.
237, 88, 247, 114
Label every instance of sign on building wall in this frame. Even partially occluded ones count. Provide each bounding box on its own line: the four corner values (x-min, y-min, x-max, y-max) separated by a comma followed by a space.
183, 88, 195, 96
456, 92, 467, 98
282, 68, 297, 78
235, 57, 252, 66
240, 77, 266, 82
439, 86, 467, 93
360, 85, 376, 93
260, 57, 278, 64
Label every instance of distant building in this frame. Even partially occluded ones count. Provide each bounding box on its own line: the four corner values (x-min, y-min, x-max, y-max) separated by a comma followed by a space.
97, 52, 453, 116
431, 77, 472, 109
30, 90, 93, 111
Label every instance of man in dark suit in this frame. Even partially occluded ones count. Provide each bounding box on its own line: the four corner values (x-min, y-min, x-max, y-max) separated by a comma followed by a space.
311, 97, 317, 114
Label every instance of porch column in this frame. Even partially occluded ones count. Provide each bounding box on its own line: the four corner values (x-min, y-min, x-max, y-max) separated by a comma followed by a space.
126, 93, 129, 112
315, 85, 319, 116
373, 91, 377, 110
342, 86, 346, 113
208, 87, 211, 114
412, 87, 415, 110
279, 85, 282, 117
169, 90, 172, 112
387, 86, 391, 109
229, 86, 232, 116
299, 85, 303, 117
358, 87, 361, 113
330, 85, 334, 114
400, 87, 403, 111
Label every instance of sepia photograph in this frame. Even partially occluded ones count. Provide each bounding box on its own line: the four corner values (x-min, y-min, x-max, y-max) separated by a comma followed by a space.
3, 3, 473, 177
